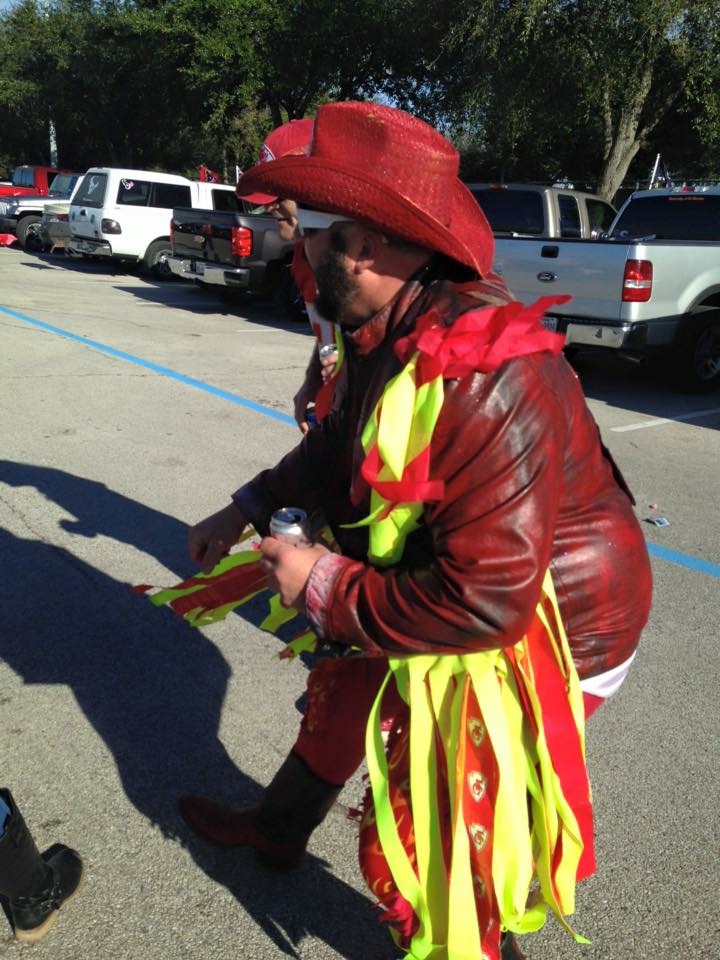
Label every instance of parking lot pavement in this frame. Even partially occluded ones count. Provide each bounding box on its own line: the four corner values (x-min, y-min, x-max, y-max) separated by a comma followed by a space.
1, 247, 719, 960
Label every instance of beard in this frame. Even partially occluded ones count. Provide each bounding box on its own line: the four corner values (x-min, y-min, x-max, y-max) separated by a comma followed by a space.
314, 244, 360, 326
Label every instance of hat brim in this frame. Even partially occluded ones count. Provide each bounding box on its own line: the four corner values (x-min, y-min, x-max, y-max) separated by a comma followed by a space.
239, 155, 494, 276
237, 188, 276, 205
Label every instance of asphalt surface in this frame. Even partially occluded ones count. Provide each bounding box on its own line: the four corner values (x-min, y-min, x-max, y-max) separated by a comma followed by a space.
0, 246, 718, 960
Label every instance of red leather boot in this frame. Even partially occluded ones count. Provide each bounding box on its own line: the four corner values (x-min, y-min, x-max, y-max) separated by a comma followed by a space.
179, 752, 342, 869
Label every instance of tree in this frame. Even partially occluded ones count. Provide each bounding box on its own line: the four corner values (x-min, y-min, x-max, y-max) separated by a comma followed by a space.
442, 0, 720, 198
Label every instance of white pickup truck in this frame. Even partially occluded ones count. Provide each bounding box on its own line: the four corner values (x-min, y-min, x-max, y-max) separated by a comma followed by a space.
0, 172, 81, 249
490, 187, 720, 391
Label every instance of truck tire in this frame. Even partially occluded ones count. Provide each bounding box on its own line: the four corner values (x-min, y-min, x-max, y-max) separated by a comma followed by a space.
675, 314, 720, 393
17, 215, 43, 251
142, 239, 174, 280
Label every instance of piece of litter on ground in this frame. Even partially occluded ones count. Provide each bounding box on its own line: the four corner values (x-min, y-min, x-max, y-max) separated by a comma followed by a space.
644, 516, 670, 527
648, 503, 658, 510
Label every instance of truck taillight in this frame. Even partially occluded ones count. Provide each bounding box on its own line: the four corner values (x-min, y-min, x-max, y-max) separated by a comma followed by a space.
101, 218, 121, 234
231, 225, 252, 258
622, 259, 653, 302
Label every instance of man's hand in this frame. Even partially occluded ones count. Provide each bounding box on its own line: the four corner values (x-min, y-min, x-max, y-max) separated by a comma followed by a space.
259, 538, 330, 609
189, 502, 247, 574
292, 380, 315, 434
319, 351, 337, 383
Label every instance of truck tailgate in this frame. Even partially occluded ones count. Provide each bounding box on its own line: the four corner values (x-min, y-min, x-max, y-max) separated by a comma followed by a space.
171, 208, 238, 264
493, 238, 633, 322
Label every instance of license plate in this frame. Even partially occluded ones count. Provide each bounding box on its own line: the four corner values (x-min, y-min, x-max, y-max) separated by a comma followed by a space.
541, 316, 558, 332
193, 261, 205, 276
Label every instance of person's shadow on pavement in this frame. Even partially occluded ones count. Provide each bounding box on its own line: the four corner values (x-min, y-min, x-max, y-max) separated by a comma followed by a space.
0, 461, 395, 960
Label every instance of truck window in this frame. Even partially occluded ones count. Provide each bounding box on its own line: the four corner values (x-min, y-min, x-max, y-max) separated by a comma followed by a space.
558, 195, 581, 238
73, 172, 108, 207
48, 173, 78, 197
151, 182, 192, 209
586, 198, 615, 231
212, 189, 241, 213
13, 168, 33, 188
470, 188, 544, 235
117, 179, 152, 206
611, 194, 720, 241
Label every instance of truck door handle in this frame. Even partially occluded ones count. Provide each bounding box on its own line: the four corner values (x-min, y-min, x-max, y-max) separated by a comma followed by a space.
537, 271, 557, 282
541, 245, 559, 258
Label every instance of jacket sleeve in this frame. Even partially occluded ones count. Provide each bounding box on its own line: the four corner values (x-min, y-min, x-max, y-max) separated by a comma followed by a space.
232, 405, 344, 535
321, 358, 568, 654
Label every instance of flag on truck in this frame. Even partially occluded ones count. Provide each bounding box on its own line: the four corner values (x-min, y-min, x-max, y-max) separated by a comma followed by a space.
199, 165, 220, 183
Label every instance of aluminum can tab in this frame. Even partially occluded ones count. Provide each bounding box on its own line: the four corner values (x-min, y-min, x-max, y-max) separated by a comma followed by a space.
269, 507, 312, 547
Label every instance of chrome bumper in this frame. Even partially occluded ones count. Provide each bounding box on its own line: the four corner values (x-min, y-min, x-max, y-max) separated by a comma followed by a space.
167, 257, 250, 288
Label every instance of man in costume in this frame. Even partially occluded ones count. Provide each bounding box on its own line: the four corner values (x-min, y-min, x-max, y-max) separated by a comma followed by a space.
239, 117, 341, 433
180, 102, 652, 958
0, 788, 83, 941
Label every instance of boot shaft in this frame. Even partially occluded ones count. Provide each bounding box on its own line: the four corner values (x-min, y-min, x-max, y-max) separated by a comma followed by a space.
257, 752, 343, 846
0, 789, 52, 901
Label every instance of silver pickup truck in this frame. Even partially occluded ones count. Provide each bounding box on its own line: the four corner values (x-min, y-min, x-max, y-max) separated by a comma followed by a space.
468, 182, 616, 240
491, 188, 720, 391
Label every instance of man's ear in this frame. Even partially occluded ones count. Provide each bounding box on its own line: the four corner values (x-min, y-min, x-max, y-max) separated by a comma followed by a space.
353, 229, 385, 273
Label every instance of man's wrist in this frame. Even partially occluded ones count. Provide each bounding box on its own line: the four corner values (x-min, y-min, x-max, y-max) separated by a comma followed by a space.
305, 552, 353, 638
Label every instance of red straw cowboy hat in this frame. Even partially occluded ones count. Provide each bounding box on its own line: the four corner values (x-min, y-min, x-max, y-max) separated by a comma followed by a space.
239, 101, 494, 277
238, 117, 314, 205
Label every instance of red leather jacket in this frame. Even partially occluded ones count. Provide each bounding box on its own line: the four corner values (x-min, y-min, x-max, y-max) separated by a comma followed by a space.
236, 271, 652, 680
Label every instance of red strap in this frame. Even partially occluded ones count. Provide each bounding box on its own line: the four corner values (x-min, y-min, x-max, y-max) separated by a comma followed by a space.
523, 617, 596, 881
396, 297, 570, 383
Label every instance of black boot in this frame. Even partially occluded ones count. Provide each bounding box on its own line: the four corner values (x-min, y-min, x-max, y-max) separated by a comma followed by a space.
0, 788, 84, 942
180, 751, 343, 868
501, 933, 528, 959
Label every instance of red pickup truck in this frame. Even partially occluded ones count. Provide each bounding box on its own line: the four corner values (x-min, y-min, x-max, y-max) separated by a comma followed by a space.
0, 165, 78, 198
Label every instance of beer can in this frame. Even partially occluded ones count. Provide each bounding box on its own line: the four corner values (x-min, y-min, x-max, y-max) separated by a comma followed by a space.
269, 507, 312, 547
318, 342, 338, 361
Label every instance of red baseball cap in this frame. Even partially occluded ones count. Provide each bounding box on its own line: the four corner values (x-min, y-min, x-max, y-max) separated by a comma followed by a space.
237, 117, 314, 205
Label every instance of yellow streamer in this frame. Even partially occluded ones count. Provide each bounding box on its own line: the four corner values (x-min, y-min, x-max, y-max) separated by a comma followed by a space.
365, 576, 591, 960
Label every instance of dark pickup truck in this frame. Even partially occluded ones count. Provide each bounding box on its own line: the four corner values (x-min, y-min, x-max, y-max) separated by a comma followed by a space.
167, 199, 296, 307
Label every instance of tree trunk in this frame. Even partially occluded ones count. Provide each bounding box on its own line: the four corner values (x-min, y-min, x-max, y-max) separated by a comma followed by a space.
596, 63, 652, 201
596, 130, 642, 202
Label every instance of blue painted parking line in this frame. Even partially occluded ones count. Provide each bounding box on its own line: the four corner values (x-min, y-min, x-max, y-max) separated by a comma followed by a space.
647, 543, 720, 579
0, 305, 296, 427
4, 305, 719, 580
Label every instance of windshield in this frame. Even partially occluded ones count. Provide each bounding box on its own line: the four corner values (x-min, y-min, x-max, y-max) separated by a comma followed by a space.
611, 194, 720, 241
48, 173, 79, 198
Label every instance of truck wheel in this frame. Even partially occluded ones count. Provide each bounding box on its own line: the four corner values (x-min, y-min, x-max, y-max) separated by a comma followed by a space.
675, 315, 720, 392
142, 239, 174, 280
17, 216, 43, 251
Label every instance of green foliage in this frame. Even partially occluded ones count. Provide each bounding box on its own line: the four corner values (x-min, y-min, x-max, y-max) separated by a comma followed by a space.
0, 0, 717, 194
440, 0, 720, 197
